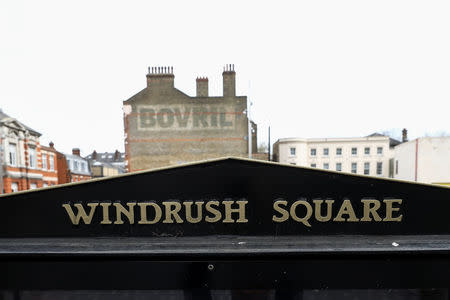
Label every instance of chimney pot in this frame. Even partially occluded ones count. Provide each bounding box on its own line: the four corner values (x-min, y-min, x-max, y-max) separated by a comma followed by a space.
402, 128, 408, 142
222, 64, 236, 97
72, 148, 81, 156
196, 77, 209, 97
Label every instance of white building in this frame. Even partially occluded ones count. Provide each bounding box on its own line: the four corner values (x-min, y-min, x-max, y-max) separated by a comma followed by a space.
393, 137, 450, 185
273, 133, 401, 177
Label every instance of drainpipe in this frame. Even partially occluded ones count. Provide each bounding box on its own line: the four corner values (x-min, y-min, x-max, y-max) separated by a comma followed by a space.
414, 139, 419, 182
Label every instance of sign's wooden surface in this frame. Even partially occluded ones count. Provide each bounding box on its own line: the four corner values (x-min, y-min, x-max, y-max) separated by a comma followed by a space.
0, 157, 449, 238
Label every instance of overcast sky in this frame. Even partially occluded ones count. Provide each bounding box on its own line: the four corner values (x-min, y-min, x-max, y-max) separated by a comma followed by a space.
1, 0, 449, 155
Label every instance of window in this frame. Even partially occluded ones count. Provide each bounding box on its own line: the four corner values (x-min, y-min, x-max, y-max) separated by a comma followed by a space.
351, 147, 357, 155
323, 148, 329, 156
81, 162, 86, 172
42, 153, 47, 169
395, 160, 399, 175
323, 163, 329, 170
351, 162, 357, 174
49, 155, 54, 170
11, 182, 18, 192
364, 147, 370, 155
310, 148, 316, 156
290, 162, 296, 165
336, 148, 342, 156
336, 163, 342, 171
290, 147, 296, 156
377, 162, 383, 175
364, 162, 370, 175
30, 183, 37, 190
8, 144, 17, 166
377, 147, 383, 154
311, 163, 316, 168
29, 148, 36, 168
43, 183, 48, 187
67, 159, 71, 169
74, 161, 79, 171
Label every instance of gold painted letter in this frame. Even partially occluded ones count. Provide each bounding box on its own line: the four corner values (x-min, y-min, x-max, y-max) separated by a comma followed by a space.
184, 201, 204, 223
383, 199, 403, 222
313, 199, 334, 222
114, 202, 136, 224
290, 199, 312, 227
62, 203, 98, 225
163, 201, 184, 223
333, 199, 359, 222
205, 201, 222, 223
361, 199, 382, 222
273, 199, 289, 223
138, 202, 162, 224
223, 200, 248, 223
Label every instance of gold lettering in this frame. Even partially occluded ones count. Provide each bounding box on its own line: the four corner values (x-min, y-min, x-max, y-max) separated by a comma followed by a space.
383, 199, 403, 222
290, 199, 312, 227
138, 202, 162, 224
62, 203, 98, 225
184, 201, 204, 223
113, 202, 136, 224
333, 199, 359, 222
313, 199, 334, 222
223, 199, 248, 223
361, 199, 382, 222
272, 199, 289, 222
163, 201, 184, 223
205, 201, 222, 223
99, 202, 112, 224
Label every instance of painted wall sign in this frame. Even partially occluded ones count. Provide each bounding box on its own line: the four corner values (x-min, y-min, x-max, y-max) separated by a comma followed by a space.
137, 105, 237, 131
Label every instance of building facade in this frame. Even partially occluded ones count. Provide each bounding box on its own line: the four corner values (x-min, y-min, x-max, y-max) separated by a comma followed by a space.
123, 65, 254, 172
0, 110, 58, 194
393, 137, 450, 185
85, 150, 126, 178
273, 133, 400, 177
58, 148, 92, 183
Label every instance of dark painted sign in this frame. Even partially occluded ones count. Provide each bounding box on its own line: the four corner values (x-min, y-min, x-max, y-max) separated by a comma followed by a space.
0, 158, 449, 237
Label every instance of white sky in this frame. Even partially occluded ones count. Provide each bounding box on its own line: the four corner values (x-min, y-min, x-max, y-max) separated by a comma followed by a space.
1, 0, 449, 155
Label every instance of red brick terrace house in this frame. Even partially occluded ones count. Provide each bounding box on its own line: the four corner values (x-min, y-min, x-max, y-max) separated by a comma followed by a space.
0, 109, 58, 194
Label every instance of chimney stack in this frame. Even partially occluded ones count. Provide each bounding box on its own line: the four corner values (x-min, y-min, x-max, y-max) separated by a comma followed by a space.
146, 66, 175, 89
402, 128, 408, 142
72, 148, 80, 156
114, 150, 120, 161
196, 77, 209, 97
92, 150, 97, 160
222, 64, 236, 97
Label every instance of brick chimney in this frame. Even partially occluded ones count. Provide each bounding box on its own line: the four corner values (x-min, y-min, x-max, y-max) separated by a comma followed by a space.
222, 64, 236, 97
72, 148, 80, 156
49, 142, 54, 148
402, 128, 408, 143
92, 150, 97, 160
114, 150, 120, 161
146, 66, 175, 89
196, 77, 209, 97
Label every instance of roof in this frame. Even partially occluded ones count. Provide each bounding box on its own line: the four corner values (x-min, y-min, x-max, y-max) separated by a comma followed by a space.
0, 109, 41, 136
85, 151, 125, 163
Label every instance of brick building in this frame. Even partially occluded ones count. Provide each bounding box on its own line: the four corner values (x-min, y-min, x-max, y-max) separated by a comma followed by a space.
123, 65, 256, 171
57, 148, 92, 183
0, 109, 58, 193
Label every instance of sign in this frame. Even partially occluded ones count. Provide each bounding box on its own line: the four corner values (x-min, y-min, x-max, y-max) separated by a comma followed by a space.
137, 105, 237, 131
0, 158, 449, 238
